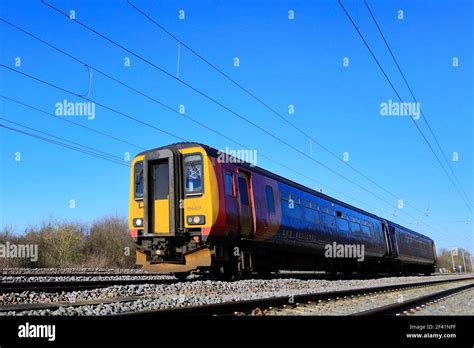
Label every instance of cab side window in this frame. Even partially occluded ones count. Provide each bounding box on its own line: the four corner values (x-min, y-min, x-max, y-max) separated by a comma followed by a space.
225, 171, 235, 196
238, 177, 249, 205
134, 161, 143, 200
265, 185, 275, 213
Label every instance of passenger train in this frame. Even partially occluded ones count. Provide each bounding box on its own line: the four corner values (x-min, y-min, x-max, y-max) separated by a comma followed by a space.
128, 143, 436, 279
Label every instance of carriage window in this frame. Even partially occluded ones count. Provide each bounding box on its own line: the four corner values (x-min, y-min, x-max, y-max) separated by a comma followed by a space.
265, 185, 275, 213
134, 161, 143, 200
361, 224, 371, 236
225, 171, 234, 196
350, 222, 361, 234
184, 154, 204, 196
322, 213, 335, 228
337, 217, 350, 232
238, 177, 249, 205
304, 207, 320, 223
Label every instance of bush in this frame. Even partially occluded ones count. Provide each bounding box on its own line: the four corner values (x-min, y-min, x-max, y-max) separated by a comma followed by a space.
0, 216, 136, 269
0, 225, 21, 267
83, 215, 136, 268
436, 248, 472, 272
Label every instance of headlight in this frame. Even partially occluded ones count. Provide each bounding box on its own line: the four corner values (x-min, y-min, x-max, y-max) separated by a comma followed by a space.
186, 215, 205, 225
133, 218, 143, 227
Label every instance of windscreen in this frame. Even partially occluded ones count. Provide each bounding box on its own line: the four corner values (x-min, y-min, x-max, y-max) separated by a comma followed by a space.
183, 154, 203, 196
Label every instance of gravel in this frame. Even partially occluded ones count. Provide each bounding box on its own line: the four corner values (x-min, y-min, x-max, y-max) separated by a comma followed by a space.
0, 268, 147, 275
412, 288, 474, 315
0, 274, 472, 316
262, 279, 474, 315
0, 275, 174, 283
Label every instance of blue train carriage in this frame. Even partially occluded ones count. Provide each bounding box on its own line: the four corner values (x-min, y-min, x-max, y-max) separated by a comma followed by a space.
386, 221, 437, 274
238, 161, 436, 276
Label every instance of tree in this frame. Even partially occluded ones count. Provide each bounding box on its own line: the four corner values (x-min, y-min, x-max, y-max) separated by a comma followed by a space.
436, 248, 473, 272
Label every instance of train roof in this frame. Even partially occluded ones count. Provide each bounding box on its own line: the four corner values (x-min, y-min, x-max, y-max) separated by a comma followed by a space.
137, 142, 433, 242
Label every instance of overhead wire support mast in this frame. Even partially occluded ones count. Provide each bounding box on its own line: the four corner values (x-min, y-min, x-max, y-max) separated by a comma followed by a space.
363, 0, 473, 210
39, 1, 444, 223
337, 0, 473, 214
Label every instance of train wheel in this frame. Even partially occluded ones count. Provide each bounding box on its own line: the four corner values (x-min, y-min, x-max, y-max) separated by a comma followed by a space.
257, 270, 272, 279
173, 272, 190, 281
214, 264, 237, 281
217, 272, 236, 281
325, 269, 338, 279
237, 260, 251, 278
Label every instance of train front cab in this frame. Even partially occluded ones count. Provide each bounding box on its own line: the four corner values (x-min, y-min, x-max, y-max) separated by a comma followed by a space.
128, 145, 218, 275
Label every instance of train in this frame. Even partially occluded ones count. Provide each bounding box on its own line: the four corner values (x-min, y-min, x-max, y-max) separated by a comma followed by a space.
128, 142, 436, 280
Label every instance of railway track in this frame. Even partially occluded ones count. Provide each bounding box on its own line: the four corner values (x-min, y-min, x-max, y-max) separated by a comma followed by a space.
117, 276, 474, 316
352, 282, 474, 316
0, 270, 461, 280
1, 275, 472, 316
0, 278, 177, 294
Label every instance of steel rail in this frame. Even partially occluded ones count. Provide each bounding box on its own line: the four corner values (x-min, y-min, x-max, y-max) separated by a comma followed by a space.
352, 283, 474, 316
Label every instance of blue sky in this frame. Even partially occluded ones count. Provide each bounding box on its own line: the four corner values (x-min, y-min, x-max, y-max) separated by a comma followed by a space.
0, 0, 472, 253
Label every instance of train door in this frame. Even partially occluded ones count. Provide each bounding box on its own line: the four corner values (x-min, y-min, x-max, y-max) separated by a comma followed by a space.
144, 148, 180, 236
223, 167, 239, 232
389, 226, 399, 258
383, 222, 399, 258
237, 171, 254, 238
149, 160, 170, 233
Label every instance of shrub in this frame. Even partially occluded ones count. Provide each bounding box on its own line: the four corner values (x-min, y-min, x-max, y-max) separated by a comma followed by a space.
83, 215, 136, 268
0, 216, 136, 269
